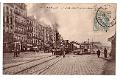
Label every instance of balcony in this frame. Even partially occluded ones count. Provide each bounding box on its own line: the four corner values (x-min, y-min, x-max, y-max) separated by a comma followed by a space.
15, 16, 27, 25
15, 3, 26, 10
14, 8, 27, 18
14, 28, 26, 35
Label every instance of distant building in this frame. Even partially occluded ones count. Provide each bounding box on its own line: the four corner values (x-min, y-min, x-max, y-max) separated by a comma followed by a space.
26, 16, 56, 51
26, 16, 34, 49
108, 34, 116, 59
90, 42, 102, 49
43, 25, 55, 48
79, 41, 103, 54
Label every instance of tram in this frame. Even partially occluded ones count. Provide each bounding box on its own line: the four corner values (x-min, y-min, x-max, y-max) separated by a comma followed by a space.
52, 40, 72, 56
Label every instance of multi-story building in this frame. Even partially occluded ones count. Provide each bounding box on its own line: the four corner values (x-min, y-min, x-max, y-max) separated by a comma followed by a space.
26, 16, 33, 48
3, 3, 27, 53
14, 3, 27, 51
3, 3, 62, 53
3, 3, 15, 53
27, 16, 44, 50
43, 25, 56, 48
38, 22, 45, 50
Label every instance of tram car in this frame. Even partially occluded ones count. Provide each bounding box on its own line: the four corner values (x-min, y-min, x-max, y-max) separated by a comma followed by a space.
73, 43, 91, 55
52, 40, 72, 55
52, 47, 63, 55
52, 41, 63, 56
80, 44, 91, 54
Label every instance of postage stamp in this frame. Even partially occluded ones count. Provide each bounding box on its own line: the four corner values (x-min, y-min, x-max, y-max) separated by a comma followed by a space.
94, 4, 116, 32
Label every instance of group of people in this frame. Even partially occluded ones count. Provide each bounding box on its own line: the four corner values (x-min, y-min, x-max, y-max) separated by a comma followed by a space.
97, 48, 108, 58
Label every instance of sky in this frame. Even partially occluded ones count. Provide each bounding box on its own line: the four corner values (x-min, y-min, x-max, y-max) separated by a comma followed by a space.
26, 3, 116, 46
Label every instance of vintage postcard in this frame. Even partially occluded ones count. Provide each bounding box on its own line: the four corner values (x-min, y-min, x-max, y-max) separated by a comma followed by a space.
3, 3, 116, 75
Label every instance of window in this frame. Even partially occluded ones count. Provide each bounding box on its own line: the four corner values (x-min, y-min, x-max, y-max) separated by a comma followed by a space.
6, 16, 9, 23
10, 9, 12, 15
22, 37, 23, 41
10, 17, 12, 24
3, 6, 5, 13
6, 6, 9, 14
10, 26, 13, 29
29, 33, 30, 37
3, 16, 6, 23
15, 27, 17, 31
15, 16, 18, 22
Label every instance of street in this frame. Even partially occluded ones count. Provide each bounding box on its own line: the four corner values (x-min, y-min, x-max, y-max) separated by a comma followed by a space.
41, 54, 106, 75
3, 51, 107, 75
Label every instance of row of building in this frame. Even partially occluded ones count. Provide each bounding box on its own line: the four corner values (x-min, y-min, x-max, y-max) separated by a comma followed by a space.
3, 3, 60, 53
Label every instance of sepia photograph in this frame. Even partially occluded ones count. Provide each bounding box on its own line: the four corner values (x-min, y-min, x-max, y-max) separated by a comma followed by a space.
3, 3, 116, 75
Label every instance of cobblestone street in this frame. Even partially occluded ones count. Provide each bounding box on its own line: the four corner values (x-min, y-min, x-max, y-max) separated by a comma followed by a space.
3, 51, 52, 64
41, 54, 107, 75
3, 52, 107, 75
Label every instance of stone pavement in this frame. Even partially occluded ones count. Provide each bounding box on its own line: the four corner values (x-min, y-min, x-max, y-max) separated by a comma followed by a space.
3, 52, 113, 75
3, 55, 56, 74
41, 54, 107, 75
102, 59, 115, 75
3, 51, 52, 64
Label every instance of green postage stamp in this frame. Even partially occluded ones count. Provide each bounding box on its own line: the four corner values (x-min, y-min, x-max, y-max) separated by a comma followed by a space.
94, 4, 116, 32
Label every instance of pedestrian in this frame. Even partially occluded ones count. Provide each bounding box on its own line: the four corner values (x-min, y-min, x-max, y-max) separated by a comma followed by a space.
14, 46, 17, 57
51, 46, 54, 55
104, 48, 107, 58
61, 43, 65, 58
63, 51, 65, 57
97, 49, 100, 58
13, 42, 18, 57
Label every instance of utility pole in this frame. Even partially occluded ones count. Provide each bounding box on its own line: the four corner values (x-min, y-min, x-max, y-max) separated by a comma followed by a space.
91, 38, 93, 53
88, 38, 89, 44
53, 23, 58, 55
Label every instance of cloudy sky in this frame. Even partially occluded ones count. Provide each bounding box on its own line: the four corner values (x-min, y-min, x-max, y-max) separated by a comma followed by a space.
26, 3, 116, 46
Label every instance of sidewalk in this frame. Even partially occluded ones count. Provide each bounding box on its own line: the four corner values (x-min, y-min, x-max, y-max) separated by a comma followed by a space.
3, 51, 52, 64
93, 53, 115, 75
102, 59, 115, 75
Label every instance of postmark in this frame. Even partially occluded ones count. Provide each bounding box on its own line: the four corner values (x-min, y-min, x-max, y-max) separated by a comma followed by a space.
94, 4, 116, 32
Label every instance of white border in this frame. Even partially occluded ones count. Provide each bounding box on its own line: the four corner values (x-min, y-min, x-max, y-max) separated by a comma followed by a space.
0, 0, 118, 3
0, 0, 120, 79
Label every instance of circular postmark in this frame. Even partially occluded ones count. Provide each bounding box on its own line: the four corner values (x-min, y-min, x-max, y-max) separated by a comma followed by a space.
95, 5, 116, 32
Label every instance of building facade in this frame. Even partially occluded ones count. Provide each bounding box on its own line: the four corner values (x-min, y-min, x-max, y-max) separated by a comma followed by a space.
108, 34, 116, 60
14, 3, 27, 51
27, 16, 44, 50
3, 3, 15, 53
3, 3, 62, 53
3, 3, 27, 53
